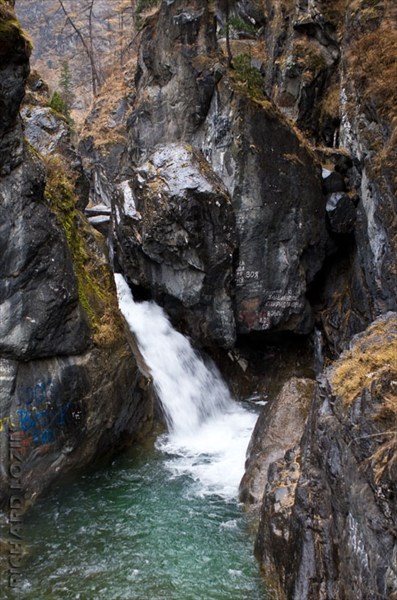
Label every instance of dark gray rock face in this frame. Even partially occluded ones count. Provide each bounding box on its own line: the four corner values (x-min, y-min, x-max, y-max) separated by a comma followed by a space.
0, 151, 90, 360
128, 0, 219, 162
0, 9, 89, 361
254, 0, 397, 350
113, 143, 237, 347
260, 0, 340, 143
254, 314, 397, 600
195, 82, 328, 335
0, 345, 153, 509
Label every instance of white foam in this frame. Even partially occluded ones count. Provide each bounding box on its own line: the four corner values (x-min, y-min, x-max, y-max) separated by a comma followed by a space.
115, 274, 257, 500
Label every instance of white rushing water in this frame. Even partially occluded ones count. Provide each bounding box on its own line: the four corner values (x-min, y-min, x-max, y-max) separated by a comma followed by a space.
115, 274, 258, 500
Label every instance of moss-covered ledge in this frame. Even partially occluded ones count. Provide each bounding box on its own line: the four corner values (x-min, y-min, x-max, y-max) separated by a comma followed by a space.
43, 154, 124, 349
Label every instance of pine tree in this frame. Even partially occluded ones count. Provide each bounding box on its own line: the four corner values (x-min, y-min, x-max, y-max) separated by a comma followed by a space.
48, 61, 74, 127
59, 60, 74, 112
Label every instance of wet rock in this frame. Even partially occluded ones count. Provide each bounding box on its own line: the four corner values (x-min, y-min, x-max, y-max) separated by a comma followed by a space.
240, 377, 315, 507
113, 143, 236, 348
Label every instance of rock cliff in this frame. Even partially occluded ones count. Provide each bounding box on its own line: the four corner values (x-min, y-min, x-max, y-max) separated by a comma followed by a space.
81, 0, 330, 347
3, 0, 397, 597
254, 313, 397, 600
76, 3, 397, 590
0, 1, 154, 511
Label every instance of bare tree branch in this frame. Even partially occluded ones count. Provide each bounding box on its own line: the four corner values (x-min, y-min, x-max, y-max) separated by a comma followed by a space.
56, 0, 103, 96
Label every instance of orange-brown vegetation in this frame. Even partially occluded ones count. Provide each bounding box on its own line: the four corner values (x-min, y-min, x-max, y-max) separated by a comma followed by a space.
332, 315, 397, 480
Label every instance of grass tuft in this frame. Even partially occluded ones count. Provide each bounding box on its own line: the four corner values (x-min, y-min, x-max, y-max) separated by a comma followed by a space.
331, 316, 397, 405
332, 316, 397, 481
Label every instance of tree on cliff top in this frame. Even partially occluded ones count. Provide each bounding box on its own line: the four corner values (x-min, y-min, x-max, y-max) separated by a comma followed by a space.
217, 0, 233, 67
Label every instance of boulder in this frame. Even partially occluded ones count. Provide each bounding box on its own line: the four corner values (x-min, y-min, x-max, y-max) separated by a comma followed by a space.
21, 106, 69, 156
240, 377, 315, 506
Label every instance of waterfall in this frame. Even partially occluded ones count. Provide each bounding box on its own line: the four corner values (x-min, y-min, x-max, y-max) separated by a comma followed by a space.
115, 274, 258, 499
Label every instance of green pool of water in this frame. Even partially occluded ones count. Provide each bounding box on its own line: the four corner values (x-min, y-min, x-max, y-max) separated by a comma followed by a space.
7, 441, 269, 599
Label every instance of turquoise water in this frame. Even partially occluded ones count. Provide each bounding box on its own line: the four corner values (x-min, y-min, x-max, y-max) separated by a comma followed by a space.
11, 439, 269, 599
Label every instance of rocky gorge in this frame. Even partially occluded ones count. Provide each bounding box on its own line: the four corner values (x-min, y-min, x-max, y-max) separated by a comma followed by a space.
0, 0, 396, 598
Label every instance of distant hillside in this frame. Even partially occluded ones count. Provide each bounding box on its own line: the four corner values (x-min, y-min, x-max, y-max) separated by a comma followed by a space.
16, 0, 138, 121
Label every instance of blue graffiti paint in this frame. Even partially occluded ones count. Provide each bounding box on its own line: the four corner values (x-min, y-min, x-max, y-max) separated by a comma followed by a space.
34, 383, 46, 404
19, 410, 37, 433
20, 378, 53, 406
18, 402, 71, 444
16, 374, 85, 446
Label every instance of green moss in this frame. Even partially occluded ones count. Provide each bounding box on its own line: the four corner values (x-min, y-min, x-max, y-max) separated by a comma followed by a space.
25, 138, 41, 160
44, 157, 100, 329
43, 156, 123, 348
0, 16, 32, 46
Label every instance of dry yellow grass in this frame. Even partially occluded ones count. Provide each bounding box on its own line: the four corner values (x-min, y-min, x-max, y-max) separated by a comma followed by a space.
331, 316, 397, 405
332, 316, 397, 481
348, 25, 397, 127
370, 389, 397, 481
79, 58, 137, 144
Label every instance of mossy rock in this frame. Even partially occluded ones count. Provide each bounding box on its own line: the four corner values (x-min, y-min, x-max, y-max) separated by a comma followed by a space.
43, 155, 124, 348
0, 8, 32, 67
